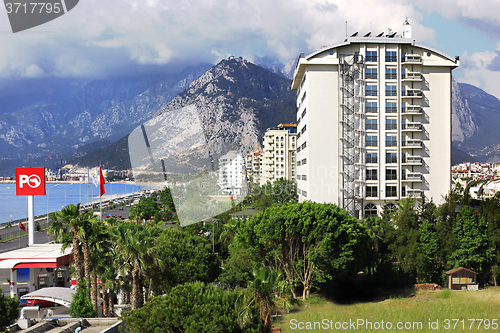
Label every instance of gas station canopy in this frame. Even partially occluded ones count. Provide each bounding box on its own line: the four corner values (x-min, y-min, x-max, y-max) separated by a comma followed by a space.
0, 244, 72, 270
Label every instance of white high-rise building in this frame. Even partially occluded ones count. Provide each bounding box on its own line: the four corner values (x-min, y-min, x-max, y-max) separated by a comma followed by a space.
291, 22, 459, 217
218, 152, 245, 196
260, 124, 297, 185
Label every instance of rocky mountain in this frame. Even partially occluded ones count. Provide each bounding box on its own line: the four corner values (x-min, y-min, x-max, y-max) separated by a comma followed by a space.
71, 57, 297, 172
253, 55, 296, 79
139, 56, 296, 173
452, 81, 500, 162
0, 63, 212, 175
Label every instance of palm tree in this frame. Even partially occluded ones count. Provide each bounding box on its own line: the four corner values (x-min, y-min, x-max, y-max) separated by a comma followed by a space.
237, 267, 284, 333
49, 203, 84, 284
87, 217, 113, 312
114, 222, 160, 310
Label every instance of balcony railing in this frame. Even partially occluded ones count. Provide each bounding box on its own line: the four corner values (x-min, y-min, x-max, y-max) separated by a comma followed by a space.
402, 123, 422, 131
402, 173, 422, 181
405, 188, 423, 197
402, 72, 422, 80
403, 54, 422, 63
264, 153, 274, 159
402, 105, 422, 114
266, 137, 274, 144
402, 156, 422, 165
403, 139, 422, 148
402, 89, 423, 97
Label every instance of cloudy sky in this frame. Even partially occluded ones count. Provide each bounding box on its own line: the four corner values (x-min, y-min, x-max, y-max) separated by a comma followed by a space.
0, 0, 499, 99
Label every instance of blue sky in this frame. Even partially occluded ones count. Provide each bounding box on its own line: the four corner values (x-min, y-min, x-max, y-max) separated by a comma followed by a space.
0, 0, 499, 99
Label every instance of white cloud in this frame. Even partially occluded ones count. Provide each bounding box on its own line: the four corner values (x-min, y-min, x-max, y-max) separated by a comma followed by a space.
22, 64, 45, 78
0, 0, 496, 95
457, 43, 500, 100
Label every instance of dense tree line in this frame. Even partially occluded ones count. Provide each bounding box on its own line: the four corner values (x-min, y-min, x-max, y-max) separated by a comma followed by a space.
47, 178, 500, 333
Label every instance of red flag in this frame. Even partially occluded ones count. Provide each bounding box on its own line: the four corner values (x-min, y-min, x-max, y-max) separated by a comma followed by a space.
19, 221, 26, 231
99, 167, 106, 197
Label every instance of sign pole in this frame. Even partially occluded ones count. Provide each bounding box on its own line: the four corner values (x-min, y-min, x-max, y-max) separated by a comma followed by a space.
28, 195, 35, 245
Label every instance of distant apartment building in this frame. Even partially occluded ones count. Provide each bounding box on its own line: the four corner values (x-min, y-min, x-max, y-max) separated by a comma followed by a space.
218, 152, 245, 195
245, 150, 262, 185
291, 20, 459, 217
260, 124, 297, 185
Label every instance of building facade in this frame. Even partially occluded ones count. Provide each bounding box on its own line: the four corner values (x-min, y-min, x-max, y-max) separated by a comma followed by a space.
291, 22, 459, 217
218, 152, 245, 195
245, 150, 262, 185
260, 124, 297, 185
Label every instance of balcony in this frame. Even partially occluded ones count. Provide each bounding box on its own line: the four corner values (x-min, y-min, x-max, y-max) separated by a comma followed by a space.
264, 166, 274, 173
403, 54, 422, 63
402, 89, 423, 98
402, 72, 422, 81
266, 137, 274, 145
405, 188, 423, 197
402, 156, 422, 165
402, 105, 422, 114
402, 122, 422, 131
402, 172, 422, 182
264, 152, 274, 159
403, 139, 422, 148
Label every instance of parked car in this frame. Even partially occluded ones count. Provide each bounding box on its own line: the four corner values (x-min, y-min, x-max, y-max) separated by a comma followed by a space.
26, 299, 55, 307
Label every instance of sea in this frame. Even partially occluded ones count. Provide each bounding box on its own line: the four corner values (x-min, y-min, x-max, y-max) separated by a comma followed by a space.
0, 182, 145, 225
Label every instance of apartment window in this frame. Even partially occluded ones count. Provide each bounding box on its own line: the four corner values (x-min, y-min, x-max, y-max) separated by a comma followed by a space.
386, 185, 397, 197
401, 69, 406, 79
297, 160, 301, 166
366, 152, 378, 163
276, 157, 279, 162
385, 68, 397, 79
281, 136, 284, 141
386, 135, 397, 147
366, 85, 378, 96
281, 150, 284, 155
366, 186, 378, 197
354, 51, 359, 62
386, 152, 397, 163
385, 85, 397, 96
281, 157, 284, 162
402, 186, 406, 197
385, 51, 397, 62
301, 158, 307, 165
303, 175, 307, 180
366, 102, 378, 113
401, 52, 406, 62
386, 119, 397, 130
366, 68, 378, 79
366, 51, 378, 62
281, 143, 284, 148
366, 118, 378, 130
386, 169, 397, 180
366, 135, 378, 147
364, 203, 378, 216
366, 169, 378, 180
386, 102, 397, 113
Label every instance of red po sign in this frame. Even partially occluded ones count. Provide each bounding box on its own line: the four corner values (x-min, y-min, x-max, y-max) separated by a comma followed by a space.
16, 167, 46, 196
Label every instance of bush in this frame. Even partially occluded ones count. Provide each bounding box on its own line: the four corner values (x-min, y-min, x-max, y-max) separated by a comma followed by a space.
69, 281, 97, 318
121, 282, 259, 333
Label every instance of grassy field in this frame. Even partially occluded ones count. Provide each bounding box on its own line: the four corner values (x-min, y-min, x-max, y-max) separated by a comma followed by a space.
274, 288, 500, 332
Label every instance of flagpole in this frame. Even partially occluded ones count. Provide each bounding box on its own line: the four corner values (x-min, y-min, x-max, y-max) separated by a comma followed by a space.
100, 166, 102, 222
87, 168, 89, 205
